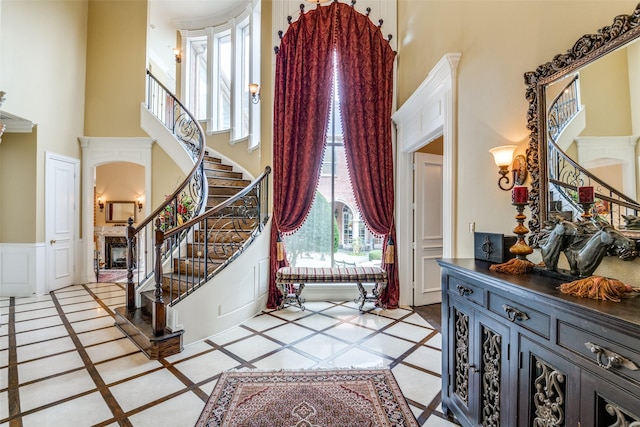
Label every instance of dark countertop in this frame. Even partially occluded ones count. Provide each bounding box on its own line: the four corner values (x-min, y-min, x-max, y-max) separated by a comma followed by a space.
438, 258, 640, 330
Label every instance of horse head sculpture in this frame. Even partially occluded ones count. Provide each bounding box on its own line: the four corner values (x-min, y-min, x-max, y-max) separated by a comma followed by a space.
539, 216, 580, 271
564, 220, 634, 277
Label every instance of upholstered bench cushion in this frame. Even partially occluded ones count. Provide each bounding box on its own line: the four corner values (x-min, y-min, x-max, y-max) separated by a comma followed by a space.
276, 266, 387, 284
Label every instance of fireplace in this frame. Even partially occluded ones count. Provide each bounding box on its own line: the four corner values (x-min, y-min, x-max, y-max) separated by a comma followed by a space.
105, 236, 127, 269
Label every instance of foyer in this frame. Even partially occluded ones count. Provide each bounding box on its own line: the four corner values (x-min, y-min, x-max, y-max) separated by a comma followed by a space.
0, 282, 455, 426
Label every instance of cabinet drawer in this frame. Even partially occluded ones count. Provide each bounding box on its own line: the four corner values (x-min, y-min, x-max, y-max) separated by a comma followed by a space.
558, 321, 640, 383
488, 292, 550, 338
447, 276, 484, 306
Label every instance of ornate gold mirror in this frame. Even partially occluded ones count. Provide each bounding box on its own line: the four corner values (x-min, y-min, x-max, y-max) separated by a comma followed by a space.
525, 4, 640, 247
105, 201, 136, 223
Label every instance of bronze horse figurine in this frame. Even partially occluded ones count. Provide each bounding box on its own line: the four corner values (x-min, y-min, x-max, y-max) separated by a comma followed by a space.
539, 217, 580, 271
564, 221, 634, 277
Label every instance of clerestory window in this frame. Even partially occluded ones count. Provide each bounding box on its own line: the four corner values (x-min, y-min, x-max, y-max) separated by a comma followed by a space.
179, 3, 260, 148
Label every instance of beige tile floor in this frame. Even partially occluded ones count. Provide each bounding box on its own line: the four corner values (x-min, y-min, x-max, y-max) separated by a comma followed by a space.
0, 282, 458, 426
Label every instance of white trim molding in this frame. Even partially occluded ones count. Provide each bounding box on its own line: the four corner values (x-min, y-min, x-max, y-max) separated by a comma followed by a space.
79, 137, 153, 284
393, 52, 461, 307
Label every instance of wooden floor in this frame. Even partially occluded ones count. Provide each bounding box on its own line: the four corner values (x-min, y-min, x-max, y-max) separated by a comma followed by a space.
412, 303, 441, 333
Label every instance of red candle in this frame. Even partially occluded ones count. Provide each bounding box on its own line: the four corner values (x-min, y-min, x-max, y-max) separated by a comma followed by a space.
578, 186, 594, 204
512, 186, 528, 205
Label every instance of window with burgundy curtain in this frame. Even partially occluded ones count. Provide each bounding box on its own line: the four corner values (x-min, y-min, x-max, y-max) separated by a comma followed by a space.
268, 1, 398, 309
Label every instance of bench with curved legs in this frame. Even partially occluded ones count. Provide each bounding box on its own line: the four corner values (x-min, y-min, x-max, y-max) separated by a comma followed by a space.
275, 266, 388, 312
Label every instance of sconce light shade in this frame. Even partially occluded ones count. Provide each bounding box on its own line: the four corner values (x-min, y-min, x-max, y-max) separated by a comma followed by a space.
489, 145, 517, 168
97, 198, 104, 212
173, 48, 182, 63
137, 198, 143, 212
489, 145, 528, 191
249, 83, 260, 104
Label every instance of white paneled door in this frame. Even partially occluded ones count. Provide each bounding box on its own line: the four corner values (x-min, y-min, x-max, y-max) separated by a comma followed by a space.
413, 152, 443, 306
46, 152, 79, 291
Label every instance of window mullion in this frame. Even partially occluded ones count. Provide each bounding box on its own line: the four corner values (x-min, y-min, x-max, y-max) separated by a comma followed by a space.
206, 27, 214, 132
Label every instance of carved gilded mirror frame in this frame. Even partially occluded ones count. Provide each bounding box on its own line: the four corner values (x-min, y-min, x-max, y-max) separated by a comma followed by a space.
524, 4, 640, 246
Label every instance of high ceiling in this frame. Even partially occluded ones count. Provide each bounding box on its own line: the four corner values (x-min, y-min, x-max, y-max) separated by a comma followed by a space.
148, 0, 250, 85
150, 0, 248, 28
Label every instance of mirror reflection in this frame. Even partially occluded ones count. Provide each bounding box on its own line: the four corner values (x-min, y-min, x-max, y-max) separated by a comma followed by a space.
545, 39, 640, 205
105, 201, 136, 223
525, 3, 640, 248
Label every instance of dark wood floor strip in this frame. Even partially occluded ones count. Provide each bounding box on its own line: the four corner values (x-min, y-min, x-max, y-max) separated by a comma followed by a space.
49, 291, 133, 427
7, 298, 22, 427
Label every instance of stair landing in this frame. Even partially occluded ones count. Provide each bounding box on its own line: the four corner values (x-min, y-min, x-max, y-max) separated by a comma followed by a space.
114, 307, 183, 359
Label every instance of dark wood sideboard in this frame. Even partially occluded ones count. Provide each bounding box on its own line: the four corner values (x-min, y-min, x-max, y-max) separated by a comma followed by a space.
438, 259, 640, 427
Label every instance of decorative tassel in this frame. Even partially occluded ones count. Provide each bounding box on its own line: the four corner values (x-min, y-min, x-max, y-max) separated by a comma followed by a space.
384, 236, 394, 264
558, 276, 640, 302
276, 233, 285, 262
489, 258, 535, 275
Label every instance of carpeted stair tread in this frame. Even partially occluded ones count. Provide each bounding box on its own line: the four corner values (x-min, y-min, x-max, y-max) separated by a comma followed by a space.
207, 177, 252, 187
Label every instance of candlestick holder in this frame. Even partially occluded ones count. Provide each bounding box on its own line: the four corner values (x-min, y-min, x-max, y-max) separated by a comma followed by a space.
579, 202, 594, 220
510, 203, 533, 259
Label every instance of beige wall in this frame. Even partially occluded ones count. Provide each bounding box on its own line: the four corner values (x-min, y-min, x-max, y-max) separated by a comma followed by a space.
151, 144, 184, 211
580, 48, 632, 136
261, 0, 274, 182
0, 0, 88, 243
0, 131, 37, 243
397, 0, 638, 260
84, 0, 147, 137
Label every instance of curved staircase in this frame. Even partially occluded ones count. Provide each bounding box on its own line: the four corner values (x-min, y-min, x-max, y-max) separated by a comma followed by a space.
114, 72, 270, 359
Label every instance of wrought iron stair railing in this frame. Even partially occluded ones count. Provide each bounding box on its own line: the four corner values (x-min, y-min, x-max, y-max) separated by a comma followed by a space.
122, 70, 271, 337
547, 74, 640, 229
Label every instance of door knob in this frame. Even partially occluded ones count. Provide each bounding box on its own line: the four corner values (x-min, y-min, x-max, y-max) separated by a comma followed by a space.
50, 239, 56, 245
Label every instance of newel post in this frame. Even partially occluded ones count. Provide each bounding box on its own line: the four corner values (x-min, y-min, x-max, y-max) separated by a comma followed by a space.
125, 217, 136, 311
153, 219, 166, 336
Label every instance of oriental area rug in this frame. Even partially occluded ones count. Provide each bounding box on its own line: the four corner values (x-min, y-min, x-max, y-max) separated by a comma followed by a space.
195, 368, 419, 427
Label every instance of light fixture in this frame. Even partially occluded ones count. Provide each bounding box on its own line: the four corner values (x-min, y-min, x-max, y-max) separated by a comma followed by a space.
173, 48, 182, 63
489, 145, 528, 191
137, 198, 143, 212
97, 197, 104, 212
249, 83, 260, 104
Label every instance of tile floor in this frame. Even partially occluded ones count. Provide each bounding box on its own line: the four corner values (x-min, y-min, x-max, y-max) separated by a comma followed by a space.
0, 282, 458, 426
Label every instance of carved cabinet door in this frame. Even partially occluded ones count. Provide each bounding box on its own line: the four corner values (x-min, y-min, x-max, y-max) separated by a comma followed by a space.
518, 336, 581, 426
580, 371, 640, 427
472, 312, 511, 427
445, 297, 512, 426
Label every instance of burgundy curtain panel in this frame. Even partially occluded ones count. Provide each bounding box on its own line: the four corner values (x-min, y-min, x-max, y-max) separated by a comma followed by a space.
335, 7, 398, 308
268, 1, 397, 309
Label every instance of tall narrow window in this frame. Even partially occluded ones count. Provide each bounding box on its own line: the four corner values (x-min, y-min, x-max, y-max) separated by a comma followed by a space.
186, 36, 207, 121
214, 31, 231, 130
237, 19, 251, 138
284, 53, 382, 267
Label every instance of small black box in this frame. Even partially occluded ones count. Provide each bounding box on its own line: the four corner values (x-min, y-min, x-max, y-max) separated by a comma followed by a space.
474, 232, 518, 263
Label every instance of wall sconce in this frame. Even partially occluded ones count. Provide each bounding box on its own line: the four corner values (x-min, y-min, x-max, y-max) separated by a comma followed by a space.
489, 145, 528, 191
173, 48, 182, 63
249, 83, 260, 104
97, 198, 104, 212
137, 198, 143, 212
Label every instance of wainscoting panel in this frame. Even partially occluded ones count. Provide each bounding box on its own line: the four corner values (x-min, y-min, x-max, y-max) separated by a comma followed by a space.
0, 243, 45, 297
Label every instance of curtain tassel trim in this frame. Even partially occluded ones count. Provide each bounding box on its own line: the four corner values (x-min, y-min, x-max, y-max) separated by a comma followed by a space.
384, 235, 394, 264
276, 233, 285, 262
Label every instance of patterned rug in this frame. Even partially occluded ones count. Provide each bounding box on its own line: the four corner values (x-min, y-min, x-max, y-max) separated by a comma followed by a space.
196, 368, 419, 427
96, 269, 129, 283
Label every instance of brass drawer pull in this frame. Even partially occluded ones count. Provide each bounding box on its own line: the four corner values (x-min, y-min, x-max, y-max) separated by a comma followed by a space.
585, 342, 639, 371
503, 304, 530, 322
456, 284, 473, 297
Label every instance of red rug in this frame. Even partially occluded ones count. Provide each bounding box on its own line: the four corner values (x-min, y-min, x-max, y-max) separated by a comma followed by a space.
196, 368, 418, 427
